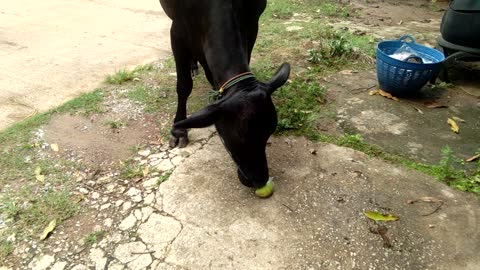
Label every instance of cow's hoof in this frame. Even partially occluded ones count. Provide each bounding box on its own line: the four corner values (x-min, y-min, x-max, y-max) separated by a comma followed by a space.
255, 178, 274, 198
169, 136, 179, 148
169, 136, 189, 148
178, 137, 189, 148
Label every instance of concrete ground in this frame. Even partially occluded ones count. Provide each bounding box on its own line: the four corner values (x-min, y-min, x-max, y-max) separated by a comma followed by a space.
2, 1, 480, 269
0, 0, 171, 130
16, 129, 480, 270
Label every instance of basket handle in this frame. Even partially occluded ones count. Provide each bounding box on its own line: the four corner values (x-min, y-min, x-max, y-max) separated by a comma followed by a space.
399, 35, 416, 43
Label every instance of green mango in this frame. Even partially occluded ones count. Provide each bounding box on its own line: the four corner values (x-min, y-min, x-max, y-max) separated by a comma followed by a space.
255, 179, 274, 198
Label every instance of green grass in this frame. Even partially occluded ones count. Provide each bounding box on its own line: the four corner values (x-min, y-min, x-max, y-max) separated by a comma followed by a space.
54, 88, 105, 115
105, 64, 154, 84
0, 240, 13, 262
156, 170, 173, 186
275, 78, 327, 132
85, 230, 106, 245
0, 188, 78, 239
120, 160, 146, 179
105, 119, 126, 129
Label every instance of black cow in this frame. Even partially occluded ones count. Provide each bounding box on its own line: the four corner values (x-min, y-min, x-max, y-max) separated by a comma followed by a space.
159, 0, 290, 192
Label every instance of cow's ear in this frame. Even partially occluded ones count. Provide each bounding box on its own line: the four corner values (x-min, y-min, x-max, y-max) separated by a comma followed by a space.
173, 104, 221, 130
266, 62, 290, 94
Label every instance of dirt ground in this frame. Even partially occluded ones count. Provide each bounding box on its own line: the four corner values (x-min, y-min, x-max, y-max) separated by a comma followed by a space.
2, 0, 480, 269
0, 0, 171, 130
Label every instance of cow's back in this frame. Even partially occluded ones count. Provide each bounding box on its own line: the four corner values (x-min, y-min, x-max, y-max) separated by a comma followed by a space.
160, 0, 266, 23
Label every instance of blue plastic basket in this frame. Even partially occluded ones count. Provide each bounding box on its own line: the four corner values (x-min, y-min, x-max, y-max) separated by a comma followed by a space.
376, 35, 445, 95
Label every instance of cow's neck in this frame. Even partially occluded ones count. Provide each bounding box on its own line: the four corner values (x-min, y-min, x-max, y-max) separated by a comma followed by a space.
202, 16, 251, 89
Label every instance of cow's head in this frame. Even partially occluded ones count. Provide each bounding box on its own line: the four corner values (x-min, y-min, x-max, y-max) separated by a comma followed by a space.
173, 63, 290, 188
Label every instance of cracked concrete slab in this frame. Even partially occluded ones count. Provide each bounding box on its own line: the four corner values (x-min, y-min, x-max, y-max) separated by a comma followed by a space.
158, 135, 480, 270
0, 0, 171, 130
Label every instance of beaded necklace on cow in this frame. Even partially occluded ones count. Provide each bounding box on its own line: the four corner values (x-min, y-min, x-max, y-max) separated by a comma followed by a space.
218, 72, 255, 95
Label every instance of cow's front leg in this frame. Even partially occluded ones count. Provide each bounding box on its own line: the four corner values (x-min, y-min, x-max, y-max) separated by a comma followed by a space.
169, 35, 193, 148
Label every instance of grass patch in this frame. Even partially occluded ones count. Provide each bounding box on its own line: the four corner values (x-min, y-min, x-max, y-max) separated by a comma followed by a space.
120, 160, 146, 179
54, 88, 105, 115
275, 78, 326, 132
0, 188, 79, 239
105, 119, 126, 129
156, 170, 173, 186
105, 64, 154, 84
85, 230, 106, 245
0, 240, 13, 262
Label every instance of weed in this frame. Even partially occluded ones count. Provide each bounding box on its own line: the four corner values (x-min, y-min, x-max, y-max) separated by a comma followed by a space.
0, 188, 78, 238
85, 230, 106, 245
267, 1, 294, 19
274, 77, 326, 132
105, 64, 155, 84
55, 89, 105, 115
318, 2, 350, 18
120, 160, 145, 179
106, 119, 126, 129
0, 240, 13, 262
156, 170, 173, 186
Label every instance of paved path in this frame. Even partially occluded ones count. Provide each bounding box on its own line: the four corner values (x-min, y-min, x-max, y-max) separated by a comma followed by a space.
0, 0, 171, 130
18, 129, 480, 270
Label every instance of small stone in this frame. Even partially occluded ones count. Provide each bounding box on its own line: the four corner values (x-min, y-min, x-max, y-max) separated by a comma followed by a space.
79, 188, 89, 194
155, 159, 174, 171
138, 149, 151, 157
134, 209, 143, 220
107, 263, 125, 270
149, 159, 163, 167
70, 265, 88, 270
122, 201, 132, 212
115, 200, 124, 208
144, 193, 155, 205
170, 156, 184, 166
28, 254, 55, 270
141, 207, 154, 222
89, 248, 107, 270
132, 194, 143, 203
148, 153, 166, 160
91, 192, 100, 200
106, 184, 116, 192
143, 177, 159, 189
104, 218, 113, 227
100, 203, 111, 210
119, 214, 137, 231
128, 254, 152, 270
126, 187, 141, 198
96, 176, 112, 184
50, 261, 67, 270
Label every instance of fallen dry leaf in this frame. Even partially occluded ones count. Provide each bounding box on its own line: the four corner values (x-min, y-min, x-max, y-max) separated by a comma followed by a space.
50, 144, 59, 152
364, 211, 399, 222
142, 166, 150, 177
369, 89, 399, 101
35, 166, 45, 182
40, 219, 56, 240
424, 101, 448, 108
466, 154, 480, 162
447, 118, 459, 133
